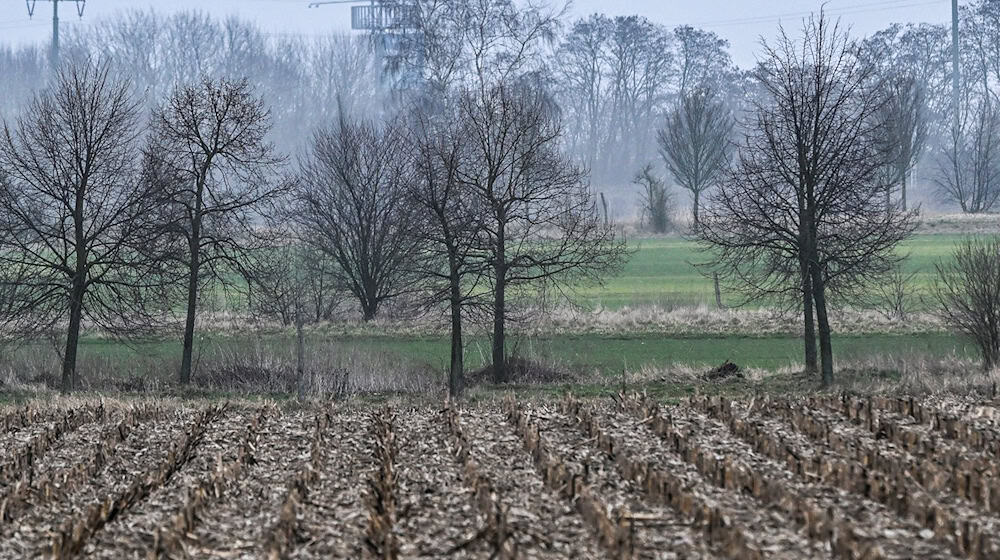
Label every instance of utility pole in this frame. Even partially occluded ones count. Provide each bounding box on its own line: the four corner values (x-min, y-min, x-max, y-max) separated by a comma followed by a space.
952, 0, 961, 132
25, 0, 87, 71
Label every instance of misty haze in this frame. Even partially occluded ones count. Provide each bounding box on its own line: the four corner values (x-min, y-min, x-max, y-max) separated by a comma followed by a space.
1, 1, 1000, 558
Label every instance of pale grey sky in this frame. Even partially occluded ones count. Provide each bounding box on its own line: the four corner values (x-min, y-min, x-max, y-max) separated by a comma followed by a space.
0, 0, 953, 68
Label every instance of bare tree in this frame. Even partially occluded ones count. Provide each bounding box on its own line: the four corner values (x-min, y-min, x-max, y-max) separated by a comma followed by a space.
375, 0, 564, 96
306, 34, 387, 124
933, 237, 1000, 370
244, 224, 343, 399
699, 13, 916, 386
601, 16, 675, 182
875, 76, 929, 210
673, 25, 736, 98
555, 14, 613, 177
870, 261, 917, 321
457, 84, 626, 383
149, 77, 286, 385
246, 238, 341, 328
0, 45, 47, 121
297, 116, 421, 321
633, 163, 672, 234
862, 23, 952, 136
658, 87, 733, 231
0, 62, 172, 393
935, 97, 1000, 213
407, 106, 486, 397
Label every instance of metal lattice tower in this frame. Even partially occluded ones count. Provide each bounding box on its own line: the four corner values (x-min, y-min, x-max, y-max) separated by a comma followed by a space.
307, 0, 415, 31
25, 0, 87, 70
308, 0, 420, 91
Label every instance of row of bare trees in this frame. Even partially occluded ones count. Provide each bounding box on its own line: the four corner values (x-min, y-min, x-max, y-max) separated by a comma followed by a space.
0, 11, 390, 153
0, 63, 286, 392
554, 15, 740, 186
288, 84, 625, 394
7, 3, 1000, 209
0, 56, 624, 396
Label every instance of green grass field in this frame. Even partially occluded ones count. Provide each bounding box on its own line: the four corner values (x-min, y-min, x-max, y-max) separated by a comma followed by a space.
576, 233, 970, 309
41, 329, 975, 386
339, 331, 975, 373
4, 232, 982, 392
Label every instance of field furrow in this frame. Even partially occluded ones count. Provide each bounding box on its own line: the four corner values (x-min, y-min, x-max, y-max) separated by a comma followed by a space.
84, 406, 270, 558
182, 410, 314, 558
0, 403, 105, 492
507, 399, 718, 559
774, 396, 1000, 514
292, 408, 372, 559
561, 398, 824, 559
1, 397, 996, 558
364, 407, 398, 559
693, 396, 1000, 558
391, 408, 488, 558
0, 405, 211, 558
0, 402, 170, 524
449, 406, 604, 559
624, 397, 958, 559
831, 395, 1000, 454
50, 405, 224, 558
262, 410, 329, 558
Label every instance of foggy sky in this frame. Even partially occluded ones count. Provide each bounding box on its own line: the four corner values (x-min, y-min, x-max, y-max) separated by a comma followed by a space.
0, 0, 952, 68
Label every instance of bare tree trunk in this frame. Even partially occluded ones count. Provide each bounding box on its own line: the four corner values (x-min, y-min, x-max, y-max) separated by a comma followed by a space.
802, 270, 818, 374
63, 200, 88, 394
901, 172, 908, 212
492, 277, 506, 384
296, 305, 306, 400
492, 231, 507, 384
692, 190, 700, 232
361, 279, 378, 321
179, 193, 202, 385
713, 272, 722, 309
179, 246, 200, 386
449, 275, 464, 398
810, 260, 834, 386
361, 303, 377, 321
799, 225, 818, 374
61, 276, 86, 394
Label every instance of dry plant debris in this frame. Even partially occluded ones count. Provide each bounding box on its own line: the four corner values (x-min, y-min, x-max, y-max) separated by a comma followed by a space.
0, 395, 997, 558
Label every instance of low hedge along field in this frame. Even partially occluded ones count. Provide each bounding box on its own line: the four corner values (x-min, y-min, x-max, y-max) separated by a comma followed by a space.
1, 394, 999, 558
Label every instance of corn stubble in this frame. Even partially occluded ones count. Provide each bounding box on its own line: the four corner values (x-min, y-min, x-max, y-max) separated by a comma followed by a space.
0, 394, 999, 558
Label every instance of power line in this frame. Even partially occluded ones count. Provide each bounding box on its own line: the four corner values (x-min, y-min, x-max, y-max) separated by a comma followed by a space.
952, 0, 960, 132
686, 0, 949, 28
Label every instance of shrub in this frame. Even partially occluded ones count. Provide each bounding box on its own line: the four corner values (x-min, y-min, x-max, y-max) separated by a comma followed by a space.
634, 163, 672, 233
933, 236, 1000, 370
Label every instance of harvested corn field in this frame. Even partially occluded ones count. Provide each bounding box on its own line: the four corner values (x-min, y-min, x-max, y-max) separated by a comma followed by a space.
1, 394, 999, 558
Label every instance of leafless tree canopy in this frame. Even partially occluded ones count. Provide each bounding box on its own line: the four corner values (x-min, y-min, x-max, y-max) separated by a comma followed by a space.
245, 239, 341, 328
376, 0, 563, 97
699, 13, 916, 386
406, 105, 488, 396
874, 75, 928, 210
149, 76, 286, 384
0, 62, 172, 392
298, 117, 422, 322
457, 84, 626, 383
935, 98, 1000, 213
657, 87, 733, 230
556, 15, 679, 184
934, 237, 1000, 370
